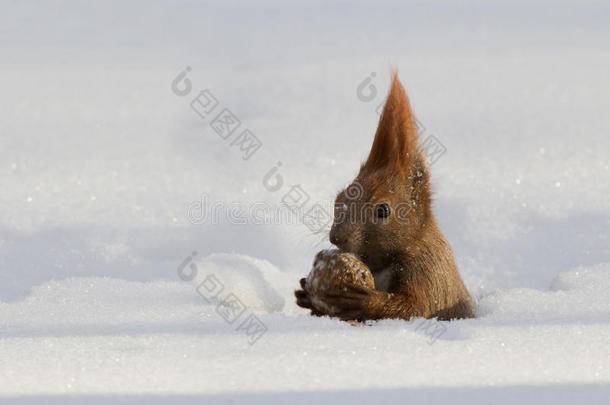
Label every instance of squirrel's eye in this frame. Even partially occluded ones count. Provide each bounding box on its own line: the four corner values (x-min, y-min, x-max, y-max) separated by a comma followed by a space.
375, 203, 390, 218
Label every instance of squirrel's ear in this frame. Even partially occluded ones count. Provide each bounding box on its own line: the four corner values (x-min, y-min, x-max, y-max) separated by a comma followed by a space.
362, 72, 420, 176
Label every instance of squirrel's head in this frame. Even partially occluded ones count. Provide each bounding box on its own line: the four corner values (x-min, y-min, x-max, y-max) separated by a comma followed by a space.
329, 73, 432, 267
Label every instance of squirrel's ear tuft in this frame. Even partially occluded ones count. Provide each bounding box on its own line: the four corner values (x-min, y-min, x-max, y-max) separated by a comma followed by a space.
362, 72, 420, 176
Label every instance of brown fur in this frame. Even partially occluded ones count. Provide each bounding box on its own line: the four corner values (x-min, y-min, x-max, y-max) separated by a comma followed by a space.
295, 73, 475, 321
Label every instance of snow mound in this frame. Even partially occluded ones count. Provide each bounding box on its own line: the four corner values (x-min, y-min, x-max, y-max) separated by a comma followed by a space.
477, 263, 610, 323
191, 253, 292, 314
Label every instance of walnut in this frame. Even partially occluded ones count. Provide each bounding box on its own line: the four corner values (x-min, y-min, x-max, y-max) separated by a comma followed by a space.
306, 249, 374, 315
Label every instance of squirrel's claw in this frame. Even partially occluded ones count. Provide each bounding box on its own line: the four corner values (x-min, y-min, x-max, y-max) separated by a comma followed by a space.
294, 289, 310, 306
322, 285, 376, 321
294, 288, 312, 308
295, 278, 324, 316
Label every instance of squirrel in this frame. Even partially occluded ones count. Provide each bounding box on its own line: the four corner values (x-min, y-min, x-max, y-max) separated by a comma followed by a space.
295, 73, 475, 322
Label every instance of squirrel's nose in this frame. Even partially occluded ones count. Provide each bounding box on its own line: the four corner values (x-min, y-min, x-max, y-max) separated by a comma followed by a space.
330, 231, 338, 245
329, 227, 344, 247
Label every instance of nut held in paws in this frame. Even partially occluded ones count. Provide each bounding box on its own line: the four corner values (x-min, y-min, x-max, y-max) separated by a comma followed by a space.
306, 249, 374, 315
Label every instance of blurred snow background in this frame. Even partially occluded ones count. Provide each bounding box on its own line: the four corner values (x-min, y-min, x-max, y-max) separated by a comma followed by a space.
1, 0, 609, 403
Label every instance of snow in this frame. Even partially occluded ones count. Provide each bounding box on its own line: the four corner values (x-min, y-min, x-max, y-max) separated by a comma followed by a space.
1, 0, 610, 403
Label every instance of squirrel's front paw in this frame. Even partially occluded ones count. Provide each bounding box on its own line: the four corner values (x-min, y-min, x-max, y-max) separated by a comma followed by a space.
322, 285, 385, 321
294, 278, 324, 316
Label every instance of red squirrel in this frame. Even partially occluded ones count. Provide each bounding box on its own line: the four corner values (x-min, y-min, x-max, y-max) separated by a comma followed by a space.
295, 73, 475, 321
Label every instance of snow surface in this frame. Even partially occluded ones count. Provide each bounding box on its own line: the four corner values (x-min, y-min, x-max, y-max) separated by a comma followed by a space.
1, 0, 610, 403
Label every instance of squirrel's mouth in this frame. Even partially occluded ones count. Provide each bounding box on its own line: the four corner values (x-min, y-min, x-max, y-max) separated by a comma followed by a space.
327, 243, 380, 274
